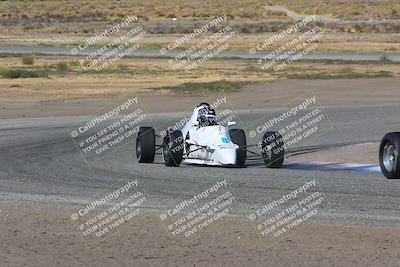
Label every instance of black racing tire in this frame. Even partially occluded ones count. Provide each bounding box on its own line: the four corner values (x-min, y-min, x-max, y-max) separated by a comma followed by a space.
229, 129, 247, 167
379, 132, 400, 179
163, 130, 184, 167
261, 131, 284, 168
136, 127, 155, 163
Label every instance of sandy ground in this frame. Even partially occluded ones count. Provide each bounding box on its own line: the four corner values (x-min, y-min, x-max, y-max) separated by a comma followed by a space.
1, 205, 399, 267
2, 78, 400, 119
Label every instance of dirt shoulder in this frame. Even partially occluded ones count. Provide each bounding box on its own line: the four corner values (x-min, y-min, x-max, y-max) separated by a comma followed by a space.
2, 77, 400, 119
1, 205, 399, 267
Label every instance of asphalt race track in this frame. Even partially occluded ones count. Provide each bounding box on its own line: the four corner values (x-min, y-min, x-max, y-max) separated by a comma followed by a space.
1, 104, 400, 227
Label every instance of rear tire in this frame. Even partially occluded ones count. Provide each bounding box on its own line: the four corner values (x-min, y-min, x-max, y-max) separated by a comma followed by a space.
379, 132, 400, 179
136, 127, 155, 163
163, 130, 184, 167
229, 129, 247, 167
261, 131, 284, 168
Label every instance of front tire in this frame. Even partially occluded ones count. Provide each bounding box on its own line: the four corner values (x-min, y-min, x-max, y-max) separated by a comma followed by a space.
163, 130, 184, 167
229, 129, 247, 167
261, 131, 284, 168
379, 132, 400, 179
136, 127, 155, 163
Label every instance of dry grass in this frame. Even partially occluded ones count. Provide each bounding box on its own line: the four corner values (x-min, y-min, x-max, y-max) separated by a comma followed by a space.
0, 0, 398, 21
0, 1, 399, 55
0, 54, 399, 98
0, 0, 399, 35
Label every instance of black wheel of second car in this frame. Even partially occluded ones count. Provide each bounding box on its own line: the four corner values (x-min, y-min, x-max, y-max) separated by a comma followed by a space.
261, 131, 284, 168
136, 127, 155, 163
163, 130, 184, 167
229, 129, 247, 167
379, 132, 400, 179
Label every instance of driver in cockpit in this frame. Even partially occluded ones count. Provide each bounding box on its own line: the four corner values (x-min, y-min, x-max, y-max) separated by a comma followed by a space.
197, 106, 217, 127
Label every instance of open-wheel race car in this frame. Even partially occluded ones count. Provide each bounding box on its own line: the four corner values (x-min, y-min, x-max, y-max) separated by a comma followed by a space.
135, 103, 285, 168
380, 132, 400, 179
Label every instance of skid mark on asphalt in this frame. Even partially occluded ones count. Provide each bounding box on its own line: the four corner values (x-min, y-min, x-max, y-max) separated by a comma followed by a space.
285, 161, 380, 173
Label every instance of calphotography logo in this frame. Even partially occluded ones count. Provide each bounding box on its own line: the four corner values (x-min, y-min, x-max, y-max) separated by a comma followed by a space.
161, 15, 228, 54
155, 94, 236, 139
159, 178, 238, 244
71, 15, 147, 71
249, 15, 325, 71
248, 177, 331, 246
68, 96, 147, 163
67, 176, 148, 248
160, 15, 237, 71
246, 93, 334, 161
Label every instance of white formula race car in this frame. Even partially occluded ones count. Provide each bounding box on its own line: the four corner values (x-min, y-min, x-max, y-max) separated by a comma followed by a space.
136, 103, 284, 168
380, 132, 400, 179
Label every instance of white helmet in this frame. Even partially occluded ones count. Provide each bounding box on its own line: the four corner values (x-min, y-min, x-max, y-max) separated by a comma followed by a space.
197, 103, 217, 126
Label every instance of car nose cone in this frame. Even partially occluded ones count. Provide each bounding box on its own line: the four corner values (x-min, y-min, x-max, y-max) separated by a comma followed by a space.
215, 146, 237, 165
